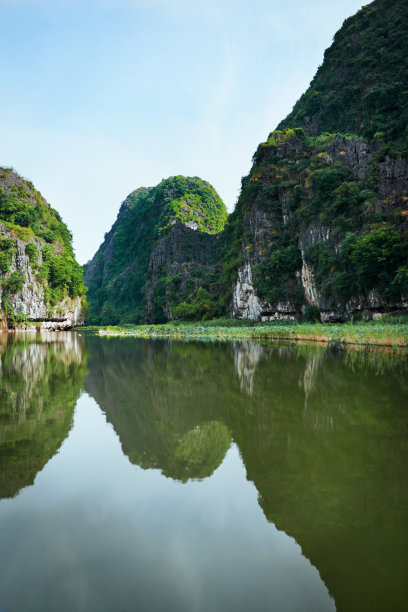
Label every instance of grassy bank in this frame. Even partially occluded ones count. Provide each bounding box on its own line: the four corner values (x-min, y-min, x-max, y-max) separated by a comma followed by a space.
90, 318, 408, 348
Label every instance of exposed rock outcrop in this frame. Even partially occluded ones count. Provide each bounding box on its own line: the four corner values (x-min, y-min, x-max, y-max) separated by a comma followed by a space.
85, 0, 408, 324
0, 227, 83, 330
232, 261, 262, 320
0, 167, 86, 330
230, 132, 408, 322
144, 221, 220, 321
84, 176, 227, 324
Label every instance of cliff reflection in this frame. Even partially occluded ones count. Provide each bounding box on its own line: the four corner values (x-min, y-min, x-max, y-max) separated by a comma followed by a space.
232, 342, 408, 612
85, 338, 232, 481
85, 336, 408, 611
233, 341, 267, 397
0, 332, 87, 500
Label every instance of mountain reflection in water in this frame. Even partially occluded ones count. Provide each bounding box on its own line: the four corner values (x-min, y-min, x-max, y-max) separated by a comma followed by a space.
85, 336, 408, 611
0, 332, 87, 500
0, 332, 407, 611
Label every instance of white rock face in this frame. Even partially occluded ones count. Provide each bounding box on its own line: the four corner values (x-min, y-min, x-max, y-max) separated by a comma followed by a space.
232, 261, 262, 320
184, 221, 198, 231
232, 260, 298, 321
0, 230, 84, 330
301, 257, 319, 305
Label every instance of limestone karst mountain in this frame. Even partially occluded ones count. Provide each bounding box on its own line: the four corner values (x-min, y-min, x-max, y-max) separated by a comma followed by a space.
0, 167, 86, 329
84, 176, 227, 324
229, 0, 408, 322
86, 0, 408, 324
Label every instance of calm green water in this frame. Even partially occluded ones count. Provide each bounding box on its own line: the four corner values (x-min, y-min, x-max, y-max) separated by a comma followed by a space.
0, 332, 407, 612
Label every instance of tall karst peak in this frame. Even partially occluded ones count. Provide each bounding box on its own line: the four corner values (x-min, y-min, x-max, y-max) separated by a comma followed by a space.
85, 0, 408, 324
278, 0, 408, 152
0, 167, 86, 329
84, 175, 228, 324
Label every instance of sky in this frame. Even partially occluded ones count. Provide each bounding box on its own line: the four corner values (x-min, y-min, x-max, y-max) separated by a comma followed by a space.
0, 0, 366, 264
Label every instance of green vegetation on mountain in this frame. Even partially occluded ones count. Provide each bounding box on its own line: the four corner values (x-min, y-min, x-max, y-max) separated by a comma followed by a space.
278, 0, 408, 156
85, 0, 408, 325
241, 129, 408, 311
84, 176, 227, 325
0, 167, 86, 311
152, 176, 228, 234
220, 0, 408, 320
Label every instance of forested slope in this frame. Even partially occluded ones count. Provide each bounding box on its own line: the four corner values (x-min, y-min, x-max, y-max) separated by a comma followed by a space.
0, 167, 86, 329
86, 0, 408, 324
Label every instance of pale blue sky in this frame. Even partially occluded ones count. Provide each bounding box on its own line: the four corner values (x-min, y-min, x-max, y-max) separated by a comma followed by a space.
0, 0, 365, 263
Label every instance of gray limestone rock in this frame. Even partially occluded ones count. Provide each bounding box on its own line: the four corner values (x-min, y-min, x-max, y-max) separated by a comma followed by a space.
0, 227, 84, 330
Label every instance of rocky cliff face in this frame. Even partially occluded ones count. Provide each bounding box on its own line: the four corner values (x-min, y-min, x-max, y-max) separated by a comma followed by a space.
144, 221, 221, 322
228, 0, 408, 322
0, 167, 86, 330
231, 133, 408, 321
0, 226, 83, 329
85, 0, 408, 324
84, 176, 227, 324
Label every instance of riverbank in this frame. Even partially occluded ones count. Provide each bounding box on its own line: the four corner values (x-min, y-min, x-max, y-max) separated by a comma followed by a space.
91, 318, 408, 348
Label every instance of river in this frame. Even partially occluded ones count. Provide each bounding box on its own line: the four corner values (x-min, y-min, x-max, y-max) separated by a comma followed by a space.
0, 332, 407, 611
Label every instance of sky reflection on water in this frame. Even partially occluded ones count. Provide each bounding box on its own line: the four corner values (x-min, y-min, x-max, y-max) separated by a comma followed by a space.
0, 332, 407, 611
